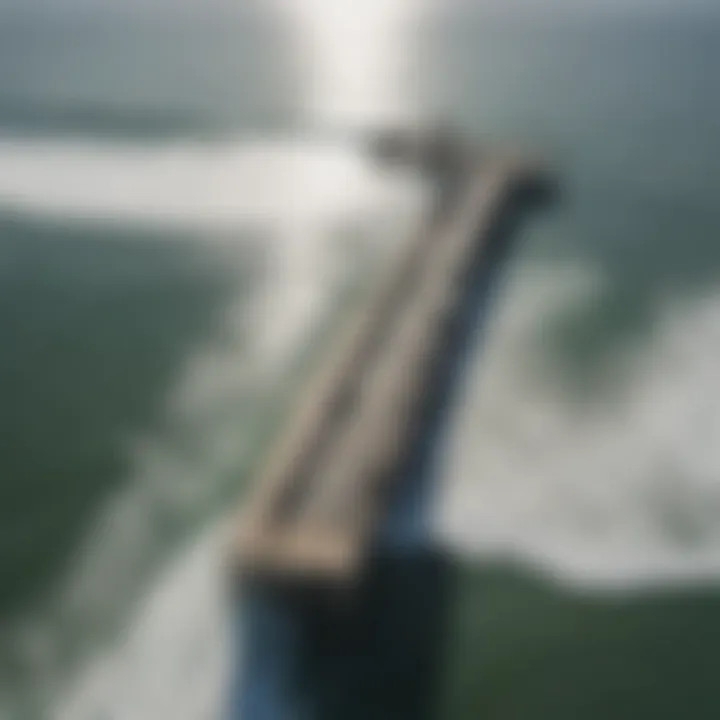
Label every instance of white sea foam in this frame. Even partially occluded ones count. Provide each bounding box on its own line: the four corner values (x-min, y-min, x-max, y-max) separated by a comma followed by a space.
0, 136, 413, 229
438, 263, 720, 591
55, 524, 233, 720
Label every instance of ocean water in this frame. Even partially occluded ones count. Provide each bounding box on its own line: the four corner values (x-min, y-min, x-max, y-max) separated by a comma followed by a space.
1, 2, 720, 718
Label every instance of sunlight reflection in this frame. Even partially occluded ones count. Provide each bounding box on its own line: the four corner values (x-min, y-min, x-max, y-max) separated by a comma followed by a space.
281, 0, 421, 128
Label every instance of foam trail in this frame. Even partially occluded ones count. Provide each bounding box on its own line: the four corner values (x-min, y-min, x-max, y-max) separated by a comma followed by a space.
0, 137, 414, 229
56, 525, 233, 720
439, 263, 720, 591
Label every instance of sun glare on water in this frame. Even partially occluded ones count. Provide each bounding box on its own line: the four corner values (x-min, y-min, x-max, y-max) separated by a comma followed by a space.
281, 0, 421, 128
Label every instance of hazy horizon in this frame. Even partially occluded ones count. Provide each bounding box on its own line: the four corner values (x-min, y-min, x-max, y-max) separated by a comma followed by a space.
0, 0, 718, 14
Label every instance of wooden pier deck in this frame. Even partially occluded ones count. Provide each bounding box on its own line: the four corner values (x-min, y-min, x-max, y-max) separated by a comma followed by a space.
234, 150, 552, 586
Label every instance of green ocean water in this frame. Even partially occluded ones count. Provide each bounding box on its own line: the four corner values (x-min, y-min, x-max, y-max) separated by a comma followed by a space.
1, 4, 720, 717
443, 564, 720, 720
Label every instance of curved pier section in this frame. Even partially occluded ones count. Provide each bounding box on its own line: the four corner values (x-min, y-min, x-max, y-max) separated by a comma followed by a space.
234, 141, 554, 587
229, 140, 555, 720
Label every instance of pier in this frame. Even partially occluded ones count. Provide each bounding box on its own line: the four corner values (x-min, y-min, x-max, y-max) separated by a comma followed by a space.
229, 138, 555, 720
234, 144, 553, 586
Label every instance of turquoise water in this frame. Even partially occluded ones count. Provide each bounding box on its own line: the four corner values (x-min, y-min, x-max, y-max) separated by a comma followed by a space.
1, 4, 720, 717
